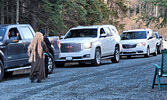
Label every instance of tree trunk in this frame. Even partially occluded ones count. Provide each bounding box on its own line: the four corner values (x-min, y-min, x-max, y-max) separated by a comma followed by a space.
155, 6, 158, 17
16, 0, 19, 24
6, 1, 9, 24
1, 0, 4, 24
30, 0, 38, 32
162, 7, 165, 18
10, 2, 15, 24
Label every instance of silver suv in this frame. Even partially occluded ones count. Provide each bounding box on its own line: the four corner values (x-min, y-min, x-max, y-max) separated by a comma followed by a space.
55, 25, 122, 67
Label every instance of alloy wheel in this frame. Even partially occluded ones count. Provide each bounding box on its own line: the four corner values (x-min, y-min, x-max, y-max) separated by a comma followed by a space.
48, 57, 53, 73
115, 48, 120, 61
96, 49, 101, 65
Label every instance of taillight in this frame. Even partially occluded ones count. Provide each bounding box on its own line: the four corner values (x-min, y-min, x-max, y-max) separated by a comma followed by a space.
57, 40, 61, 48
51, 40, 55, 44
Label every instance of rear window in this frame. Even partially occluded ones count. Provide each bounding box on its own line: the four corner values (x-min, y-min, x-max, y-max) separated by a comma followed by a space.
121, 31, 146, 40
20, 26, 34, 39
65, 29, 97, 39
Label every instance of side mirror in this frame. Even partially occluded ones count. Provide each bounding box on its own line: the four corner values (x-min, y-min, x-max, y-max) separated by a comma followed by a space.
100, 33, 107, 37
61, 36, 65, 39
148, 36, 153, 40
159, 35, 162, 39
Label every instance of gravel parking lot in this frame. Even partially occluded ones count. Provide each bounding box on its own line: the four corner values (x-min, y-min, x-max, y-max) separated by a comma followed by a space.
0, 54, 167, 100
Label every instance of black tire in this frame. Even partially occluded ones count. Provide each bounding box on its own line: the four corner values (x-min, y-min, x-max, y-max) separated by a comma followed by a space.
153, 46, 157, 56
144, 47, 150, 57
79, 62, 86, 66
47, 53, 55, 74
111, 46, 120, 63
4, 71, 13, 77
55, 63, 65, 67
0, 61, 4, 82
92, 48, 101, 66
157, 45, 162, 54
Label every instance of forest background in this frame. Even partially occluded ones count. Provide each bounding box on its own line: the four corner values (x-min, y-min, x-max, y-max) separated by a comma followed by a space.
0, 0, 167, 38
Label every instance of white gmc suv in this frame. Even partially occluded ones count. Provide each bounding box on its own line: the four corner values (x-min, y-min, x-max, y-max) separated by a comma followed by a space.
55, 25, 122, 67
120, 29, 158, 58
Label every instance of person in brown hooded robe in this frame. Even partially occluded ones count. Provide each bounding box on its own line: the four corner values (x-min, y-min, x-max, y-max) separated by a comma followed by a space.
28, 32, 48, 83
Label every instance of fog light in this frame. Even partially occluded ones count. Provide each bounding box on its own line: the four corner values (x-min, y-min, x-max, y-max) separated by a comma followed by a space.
137, 51, 143, 53
83, 54, 90, 58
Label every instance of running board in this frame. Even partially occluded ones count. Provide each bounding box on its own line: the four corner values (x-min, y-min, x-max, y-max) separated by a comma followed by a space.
6, 66, 31, 72
101, 56, 114, 60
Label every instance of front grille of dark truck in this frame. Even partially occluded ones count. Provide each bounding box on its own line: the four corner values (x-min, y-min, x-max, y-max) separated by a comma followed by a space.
60, 43, 81, 53
122, 44, 137, 49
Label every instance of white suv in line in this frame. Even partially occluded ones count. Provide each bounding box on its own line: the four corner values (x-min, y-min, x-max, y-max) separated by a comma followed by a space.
120, 29, 157, 58
55, 25, 122, 67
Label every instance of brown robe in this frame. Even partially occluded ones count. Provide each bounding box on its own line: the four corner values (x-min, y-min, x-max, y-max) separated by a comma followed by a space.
29, 41, 48, 81
28, 32, 49, 81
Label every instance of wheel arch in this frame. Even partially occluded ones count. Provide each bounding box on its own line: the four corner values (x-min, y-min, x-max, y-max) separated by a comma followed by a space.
0, 50, 4, 66
92, 46, 101, 66
115, 44, 120, 51
95, 46, 101, 54
96, 46, 101, 50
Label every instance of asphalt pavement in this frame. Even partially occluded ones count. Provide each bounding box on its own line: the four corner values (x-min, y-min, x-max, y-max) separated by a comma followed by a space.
0, 54, 167, 100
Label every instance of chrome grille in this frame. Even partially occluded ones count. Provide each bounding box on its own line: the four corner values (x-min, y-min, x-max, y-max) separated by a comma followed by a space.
60, 43, 81, 53
123, 44, 136, 49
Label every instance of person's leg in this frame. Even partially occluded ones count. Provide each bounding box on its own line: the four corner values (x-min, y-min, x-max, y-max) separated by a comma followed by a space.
37, 79, 41, 83
31, 73, 37, 82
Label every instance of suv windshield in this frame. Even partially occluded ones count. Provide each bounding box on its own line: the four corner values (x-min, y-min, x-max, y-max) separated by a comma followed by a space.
0, 28, 6, 41
121, 31, 146, 40
65, 29, 97, 39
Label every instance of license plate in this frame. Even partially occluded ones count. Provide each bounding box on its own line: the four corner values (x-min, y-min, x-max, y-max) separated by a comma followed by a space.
66, 56, 72, 61
126, 49, 132, 52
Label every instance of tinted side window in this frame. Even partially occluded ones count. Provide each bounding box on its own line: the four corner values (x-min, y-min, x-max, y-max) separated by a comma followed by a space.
104, 27, 114, 36
111, 28, 116, 35
20, 27, 34, 39
152, 31, 155, 38
111, 27, 119, 36
104, 27, 111, 36
111, 28, 117, 36
100, 28, 105, 34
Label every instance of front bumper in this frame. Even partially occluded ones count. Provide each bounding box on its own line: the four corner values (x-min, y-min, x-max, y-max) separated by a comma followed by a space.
120, 46, 147, 56
55, 49, 94, 62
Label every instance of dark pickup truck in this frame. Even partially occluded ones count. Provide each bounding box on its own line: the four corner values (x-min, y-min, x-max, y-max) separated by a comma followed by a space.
0, 24, 59, 81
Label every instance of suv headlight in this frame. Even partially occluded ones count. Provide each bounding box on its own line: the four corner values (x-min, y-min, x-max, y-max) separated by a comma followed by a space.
84, 42, 92, 49
137, 42, 146, 46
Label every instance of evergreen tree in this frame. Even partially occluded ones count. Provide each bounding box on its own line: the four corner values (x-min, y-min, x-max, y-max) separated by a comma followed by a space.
39, 0, 111, 35
0, 0, 127, 36
144, 0, 167, 27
